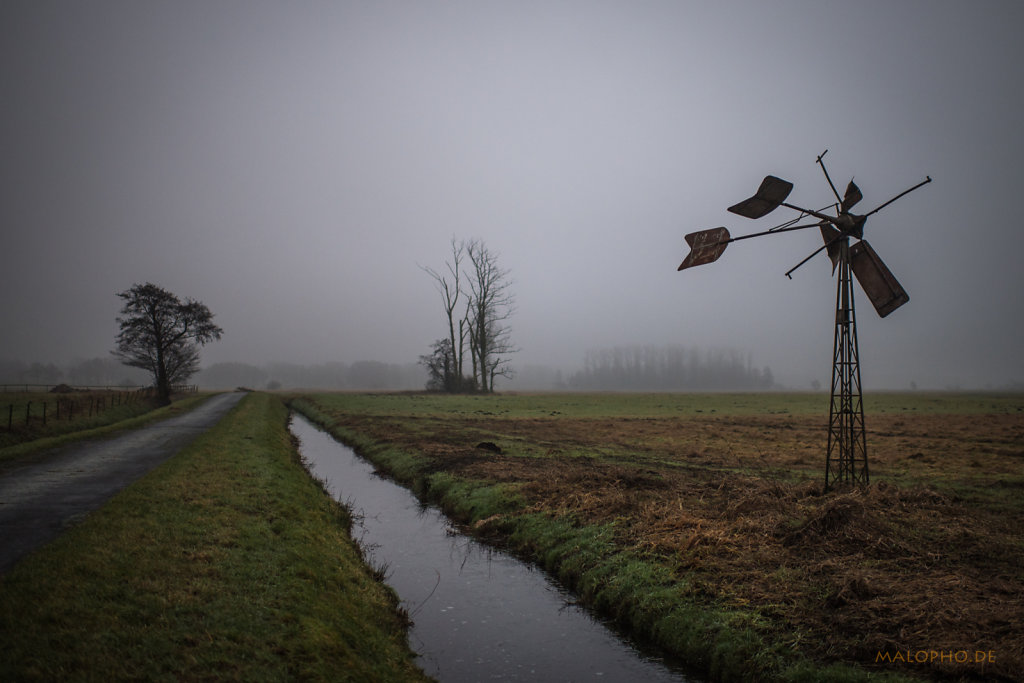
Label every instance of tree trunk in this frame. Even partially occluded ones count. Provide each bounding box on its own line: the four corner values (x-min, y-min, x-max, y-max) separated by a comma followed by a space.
155, 350, 171, 406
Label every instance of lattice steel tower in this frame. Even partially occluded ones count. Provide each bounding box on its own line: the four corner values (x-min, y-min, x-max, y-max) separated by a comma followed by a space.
825, 238, 868, 488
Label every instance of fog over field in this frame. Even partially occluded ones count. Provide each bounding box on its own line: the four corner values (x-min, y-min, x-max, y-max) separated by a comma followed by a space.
2, 1, 1022, 390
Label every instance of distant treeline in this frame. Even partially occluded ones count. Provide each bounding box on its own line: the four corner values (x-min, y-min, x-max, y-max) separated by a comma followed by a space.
4, 349, 771, 394
0, 358, 426, 392
0, 358, 149, 388
196, 361, 426, 391
566, 345, 774, 391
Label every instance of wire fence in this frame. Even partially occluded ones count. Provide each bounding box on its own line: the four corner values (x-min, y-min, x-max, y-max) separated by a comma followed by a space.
2, 385, 198, 432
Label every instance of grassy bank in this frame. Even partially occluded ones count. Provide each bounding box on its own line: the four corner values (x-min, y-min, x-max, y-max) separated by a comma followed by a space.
291, 392, 1024, 682
0, 391, 214, 466
0, 392, 431, 682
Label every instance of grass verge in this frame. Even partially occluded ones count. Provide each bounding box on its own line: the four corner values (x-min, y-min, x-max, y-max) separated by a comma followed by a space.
0, 392, 215, 467
0, 392, 431, 682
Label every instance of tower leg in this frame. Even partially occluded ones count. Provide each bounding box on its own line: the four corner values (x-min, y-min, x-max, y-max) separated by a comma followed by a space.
825, 240, 869, 491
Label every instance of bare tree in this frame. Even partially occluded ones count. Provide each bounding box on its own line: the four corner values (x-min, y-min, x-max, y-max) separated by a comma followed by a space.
422, 237, 517, 392
113, 283, 222, 404
420, 237, 473, 391
465, 239, 516, 392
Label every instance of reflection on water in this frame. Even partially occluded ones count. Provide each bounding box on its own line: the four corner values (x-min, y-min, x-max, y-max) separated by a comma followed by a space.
290, 414, 691, 682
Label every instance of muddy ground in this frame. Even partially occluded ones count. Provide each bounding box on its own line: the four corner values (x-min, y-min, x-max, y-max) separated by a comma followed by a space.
324, 405, 1023, 681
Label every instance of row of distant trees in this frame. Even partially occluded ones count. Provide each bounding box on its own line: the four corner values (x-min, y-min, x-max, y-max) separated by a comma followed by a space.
0, 357, 149, 388
3, 350, 772, 393
420, 237, 517, 393
566, 345, 775, 391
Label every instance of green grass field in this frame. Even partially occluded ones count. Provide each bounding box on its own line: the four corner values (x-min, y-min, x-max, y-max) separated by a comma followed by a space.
1, 389, 158, 449
0, 393, 430, 682
0, 391, 217, 465
307, 390, 1023, 417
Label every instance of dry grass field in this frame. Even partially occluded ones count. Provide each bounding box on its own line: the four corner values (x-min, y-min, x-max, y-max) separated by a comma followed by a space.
299, 392, 1023, 681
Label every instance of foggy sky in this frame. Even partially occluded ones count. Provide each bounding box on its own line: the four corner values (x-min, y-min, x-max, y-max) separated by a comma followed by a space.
2, 0, 1022, 390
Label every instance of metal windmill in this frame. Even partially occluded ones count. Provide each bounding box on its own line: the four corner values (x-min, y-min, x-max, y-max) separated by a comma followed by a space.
677, 151, 931, 491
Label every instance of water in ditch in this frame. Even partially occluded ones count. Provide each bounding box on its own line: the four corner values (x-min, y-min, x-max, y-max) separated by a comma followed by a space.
290, 414, 692, 682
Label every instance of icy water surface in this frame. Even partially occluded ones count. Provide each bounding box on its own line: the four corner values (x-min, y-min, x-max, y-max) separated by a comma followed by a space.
291, 414, 692, 682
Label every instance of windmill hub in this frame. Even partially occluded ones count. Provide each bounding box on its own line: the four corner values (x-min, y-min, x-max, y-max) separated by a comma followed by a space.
834, 213, 865, 239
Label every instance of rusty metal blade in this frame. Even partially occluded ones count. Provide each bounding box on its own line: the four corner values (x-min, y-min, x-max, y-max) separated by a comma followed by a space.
841, 180, 862, 213
727, 175, 793, 219
819, 223, 842, 273
678, 227, 730, 270
850, 240, 909, 317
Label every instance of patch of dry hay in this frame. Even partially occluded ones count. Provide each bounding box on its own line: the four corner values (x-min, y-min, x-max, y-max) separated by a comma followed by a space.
338, 409, 1024, 680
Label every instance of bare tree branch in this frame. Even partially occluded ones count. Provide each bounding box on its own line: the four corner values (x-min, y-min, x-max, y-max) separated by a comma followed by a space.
465, 239, 517, 392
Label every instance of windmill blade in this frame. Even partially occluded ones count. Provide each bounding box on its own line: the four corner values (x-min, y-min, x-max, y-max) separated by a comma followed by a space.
677, 227, 730, 270
850, 240, 909, 317
841, 180, 863, 213
819, 223, 842, 272
784, 221, 844, 279
727, 175, 793, 219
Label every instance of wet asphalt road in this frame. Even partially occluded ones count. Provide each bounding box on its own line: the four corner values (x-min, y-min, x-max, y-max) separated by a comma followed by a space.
0, 392, 246, 574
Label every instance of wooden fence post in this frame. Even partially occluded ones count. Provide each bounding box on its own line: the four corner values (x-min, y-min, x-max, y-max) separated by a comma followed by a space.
25, 402, 31, 425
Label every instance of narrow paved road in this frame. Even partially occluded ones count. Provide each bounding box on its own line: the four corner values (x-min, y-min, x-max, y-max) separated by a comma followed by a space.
0, 392, 246, 574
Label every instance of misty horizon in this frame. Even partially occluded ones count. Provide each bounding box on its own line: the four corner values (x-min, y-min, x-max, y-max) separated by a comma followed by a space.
3, 1, 1022, 392
3, 344, 1019, 393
